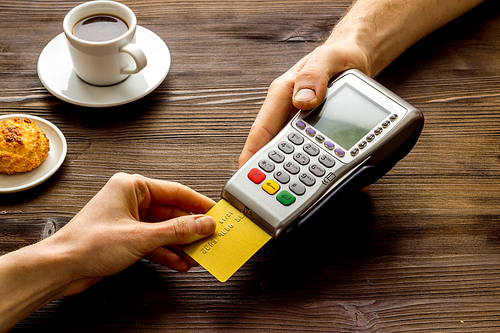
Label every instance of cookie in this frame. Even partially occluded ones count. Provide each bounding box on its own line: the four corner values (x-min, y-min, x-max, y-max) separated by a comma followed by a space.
0, 117, 50, 174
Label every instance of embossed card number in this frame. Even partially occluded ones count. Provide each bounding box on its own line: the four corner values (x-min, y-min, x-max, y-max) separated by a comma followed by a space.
181, 199, 271, 282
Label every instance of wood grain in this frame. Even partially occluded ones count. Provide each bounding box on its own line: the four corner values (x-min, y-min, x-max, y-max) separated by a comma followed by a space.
1, 0, 500, 331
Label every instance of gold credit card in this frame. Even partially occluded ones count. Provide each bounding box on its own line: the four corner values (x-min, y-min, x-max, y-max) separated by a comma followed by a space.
181, 199, 271, 282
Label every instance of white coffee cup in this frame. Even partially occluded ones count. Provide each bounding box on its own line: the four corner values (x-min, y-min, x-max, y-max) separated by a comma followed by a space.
63, 0, 147, 86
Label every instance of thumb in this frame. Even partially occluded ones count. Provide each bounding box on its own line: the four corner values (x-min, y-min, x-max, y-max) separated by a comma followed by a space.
292, 45, 337, 111
149, 215, 216, 248
292, 43, 362, 111
292, 53, 331, 111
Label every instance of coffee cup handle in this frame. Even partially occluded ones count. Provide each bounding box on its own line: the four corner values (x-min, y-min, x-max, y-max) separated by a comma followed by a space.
120, 43, 147, 75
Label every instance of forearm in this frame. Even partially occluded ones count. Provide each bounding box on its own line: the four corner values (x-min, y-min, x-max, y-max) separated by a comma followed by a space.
0, 173, 216, 332
239, 0, 484, 167
0, 240, 74, 332
330, 0, 484, 77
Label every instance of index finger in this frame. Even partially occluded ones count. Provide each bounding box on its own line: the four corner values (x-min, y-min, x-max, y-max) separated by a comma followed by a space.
144, 178, 215, 215
238, 53, 323, 168
238, 71, 298, 168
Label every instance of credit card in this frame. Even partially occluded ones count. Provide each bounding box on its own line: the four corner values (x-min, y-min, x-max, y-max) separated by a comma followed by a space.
181, 198, 271, 282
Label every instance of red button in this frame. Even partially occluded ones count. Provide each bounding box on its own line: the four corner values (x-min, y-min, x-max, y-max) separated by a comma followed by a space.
248, 168, 266, 184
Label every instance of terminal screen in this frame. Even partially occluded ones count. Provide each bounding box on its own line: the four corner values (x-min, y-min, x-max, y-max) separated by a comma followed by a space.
304, 84, 390, 149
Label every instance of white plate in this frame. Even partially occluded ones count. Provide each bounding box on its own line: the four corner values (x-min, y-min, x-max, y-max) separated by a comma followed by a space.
37, 26, 171, 107
0, 114, 67, 193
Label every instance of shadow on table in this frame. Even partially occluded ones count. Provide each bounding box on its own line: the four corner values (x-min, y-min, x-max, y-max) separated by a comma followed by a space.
13, 189, 400, 332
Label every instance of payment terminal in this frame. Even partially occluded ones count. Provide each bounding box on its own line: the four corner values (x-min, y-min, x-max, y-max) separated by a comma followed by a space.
222, 69, 424, 239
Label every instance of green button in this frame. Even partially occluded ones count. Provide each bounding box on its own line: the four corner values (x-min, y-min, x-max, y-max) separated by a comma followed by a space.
276, 190, 295, 206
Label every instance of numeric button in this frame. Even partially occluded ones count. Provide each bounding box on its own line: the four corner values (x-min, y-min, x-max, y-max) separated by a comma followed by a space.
288, 133, 304, 145
278, 141, 294, 154
299, 172, 315, 186
274, 170, 290, 184
303, 143, 320, 156
319, 154, 335, 168
268, 150, 285, 163
284, 161, 300, 175
309, 163, 326, 177
293, 152, 310, 165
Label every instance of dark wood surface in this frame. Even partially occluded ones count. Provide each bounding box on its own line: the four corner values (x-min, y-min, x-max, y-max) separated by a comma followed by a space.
1, 0, 500, 331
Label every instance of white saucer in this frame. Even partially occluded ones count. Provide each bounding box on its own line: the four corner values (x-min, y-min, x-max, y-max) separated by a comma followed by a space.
0, 114, 67, 193
37, 26, 171, 107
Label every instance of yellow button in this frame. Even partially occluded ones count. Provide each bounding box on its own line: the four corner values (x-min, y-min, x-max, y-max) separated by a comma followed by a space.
262, 179, 280, 195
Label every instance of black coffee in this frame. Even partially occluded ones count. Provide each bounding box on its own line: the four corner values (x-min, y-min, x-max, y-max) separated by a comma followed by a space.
73, 14, 128, 42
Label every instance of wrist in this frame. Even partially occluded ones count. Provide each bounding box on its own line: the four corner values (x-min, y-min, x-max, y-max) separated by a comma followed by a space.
0, 238, 76, 331
325, 13, 391, 78
326, 0, 485, 78
325, 0, 426, 77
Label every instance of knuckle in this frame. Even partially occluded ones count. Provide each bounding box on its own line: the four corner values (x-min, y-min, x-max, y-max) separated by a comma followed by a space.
110, 172, 129, 182
297, 66, 327, 85
269, 73, 294, 92
249, 123, 274, 142
109, 172, 144, 186
171, 218, 191, 242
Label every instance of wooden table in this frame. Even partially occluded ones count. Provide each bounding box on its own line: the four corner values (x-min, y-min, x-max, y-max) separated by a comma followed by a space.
1, 0, 500, 331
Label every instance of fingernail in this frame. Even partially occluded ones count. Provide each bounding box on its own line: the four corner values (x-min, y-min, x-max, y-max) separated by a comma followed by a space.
294, 88, 316, 102
195, 216, 215, 235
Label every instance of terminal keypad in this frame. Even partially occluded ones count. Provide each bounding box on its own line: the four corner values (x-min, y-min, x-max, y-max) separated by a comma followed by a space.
249, 131, 336, 206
